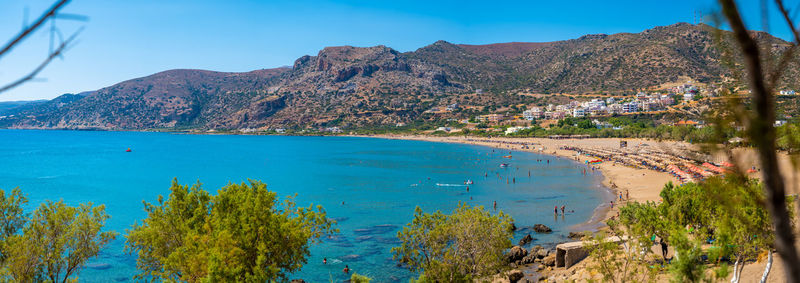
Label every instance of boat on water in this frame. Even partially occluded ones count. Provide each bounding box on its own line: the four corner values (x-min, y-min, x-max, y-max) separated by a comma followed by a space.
125, 148, 132, 152
465, 180, 474, 185
499, 163, 509, 168
503, 155, 512, 159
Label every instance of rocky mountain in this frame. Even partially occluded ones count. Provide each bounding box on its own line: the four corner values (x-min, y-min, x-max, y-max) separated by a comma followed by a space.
1, 23, 796, 130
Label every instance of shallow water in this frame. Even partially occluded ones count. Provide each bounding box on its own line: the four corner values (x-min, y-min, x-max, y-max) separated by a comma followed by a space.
0, 130, 607, 282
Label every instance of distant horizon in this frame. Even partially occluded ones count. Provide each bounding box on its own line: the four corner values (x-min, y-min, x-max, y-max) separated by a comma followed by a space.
0, 0, 794, 102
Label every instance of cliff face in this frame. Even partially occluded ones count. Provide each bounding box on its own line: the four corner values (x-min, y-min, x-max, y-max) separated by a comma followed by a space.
2, 23, 796, 130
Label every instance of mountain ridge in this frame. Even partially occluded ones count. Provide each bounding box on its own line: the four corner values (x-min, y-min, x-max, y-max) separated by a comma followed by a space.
1, 23, 796, 130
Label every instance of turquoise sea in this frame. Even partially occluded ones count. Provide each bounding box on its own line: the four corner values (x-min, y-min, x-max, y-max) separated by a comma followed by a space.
0, 130, 610, 282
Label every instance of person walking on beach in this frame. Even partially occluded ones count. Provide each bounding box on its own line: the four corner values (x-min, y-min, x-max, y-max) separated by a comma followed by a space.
626, 190, 630, 200
660, 239, 668, 260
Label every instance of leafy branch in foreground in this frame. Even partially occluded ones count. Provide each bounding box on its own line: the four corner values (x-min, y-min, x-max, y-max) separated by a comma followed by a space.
124, 179, 336, 282
392, 203, 514, 282
716, 1, 800, 281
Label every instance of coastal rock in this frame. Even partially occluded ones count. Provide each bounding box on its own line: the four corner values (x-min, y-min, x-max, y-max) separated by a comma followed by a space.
507, 269, 524, 283
520, 253, 537, 264
518, 234, 533, 246
530, 245, 542, 254
86, 263, 112, 270
543, 254, 556, 266
507, 246, 528, 262
338, 254, 363, 261
533, 224, 552, 233
536, 248, 549, 259
568, 231, 585, 239
290, 280, 306, 283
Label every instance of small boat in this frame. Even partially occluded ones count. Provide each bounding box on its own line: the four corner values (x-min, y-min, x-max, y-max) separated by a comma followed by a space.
499, 163, 509, 168
125, 148, 132, 152
465, 180, 474, 185
503, 155, 512, 159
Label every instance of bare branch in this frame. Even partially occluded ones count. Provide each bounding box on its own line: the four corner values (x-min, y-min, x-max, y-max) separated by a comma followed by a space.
718, 1, 800, 282
0, 29, 80, 94
0, 0, 70, 60
769, 0, 800, 89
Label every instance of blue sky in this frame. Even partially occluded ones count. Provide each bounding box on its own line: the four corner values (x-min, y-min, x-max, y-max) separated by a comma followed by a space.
0, 0, 795, 101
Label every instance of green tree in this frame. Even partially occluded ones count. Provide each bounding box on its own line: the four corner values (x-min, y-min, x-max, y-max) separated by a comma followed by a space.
125, 179, 335, 282
4, 200, 116, 283
597, 177, 782, 282
0, 187, 27, 264
350, 273, 371, 283
392, 203, 514, 282
582, 229, 660, 283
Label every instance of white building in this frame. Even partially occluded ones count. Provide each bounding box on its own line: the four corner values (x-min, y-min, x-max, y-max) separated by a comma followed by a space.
589, 99, 605, 108
505, 126, 530, 135
523, 107, 542, 120
523, 110, 534, 120
572, 108, 586, 117
622, 102, 638, 113
608, 104, 623, 114
531, 107, 542, 118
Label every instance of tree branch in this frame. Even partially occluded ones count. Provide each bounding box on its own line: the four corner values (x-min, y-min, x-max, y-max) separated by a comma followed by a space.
0, 0, 70, 60
769, 0, 800, 90
0, 29, 80, 94
718, 1, 800, 282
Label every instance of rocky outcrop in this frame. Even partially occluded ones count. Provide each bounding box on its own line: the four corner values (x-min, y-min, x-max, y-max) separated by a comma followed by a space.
507, 269, 524, 283
568, 232, 585, 239
518, 234, 534, 246
542, 254, 556, 267
520, 253, 537, 264
536, 248, 549, 259
533, 224, 552, 233
507, 246, 528, 262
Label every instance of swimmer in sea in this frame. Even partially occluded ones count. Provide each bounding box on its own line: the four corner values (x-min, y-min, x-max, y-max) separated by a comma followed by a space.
343, 265, 349, 274
493, 201, 497, 210
323, 258, 327, 264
